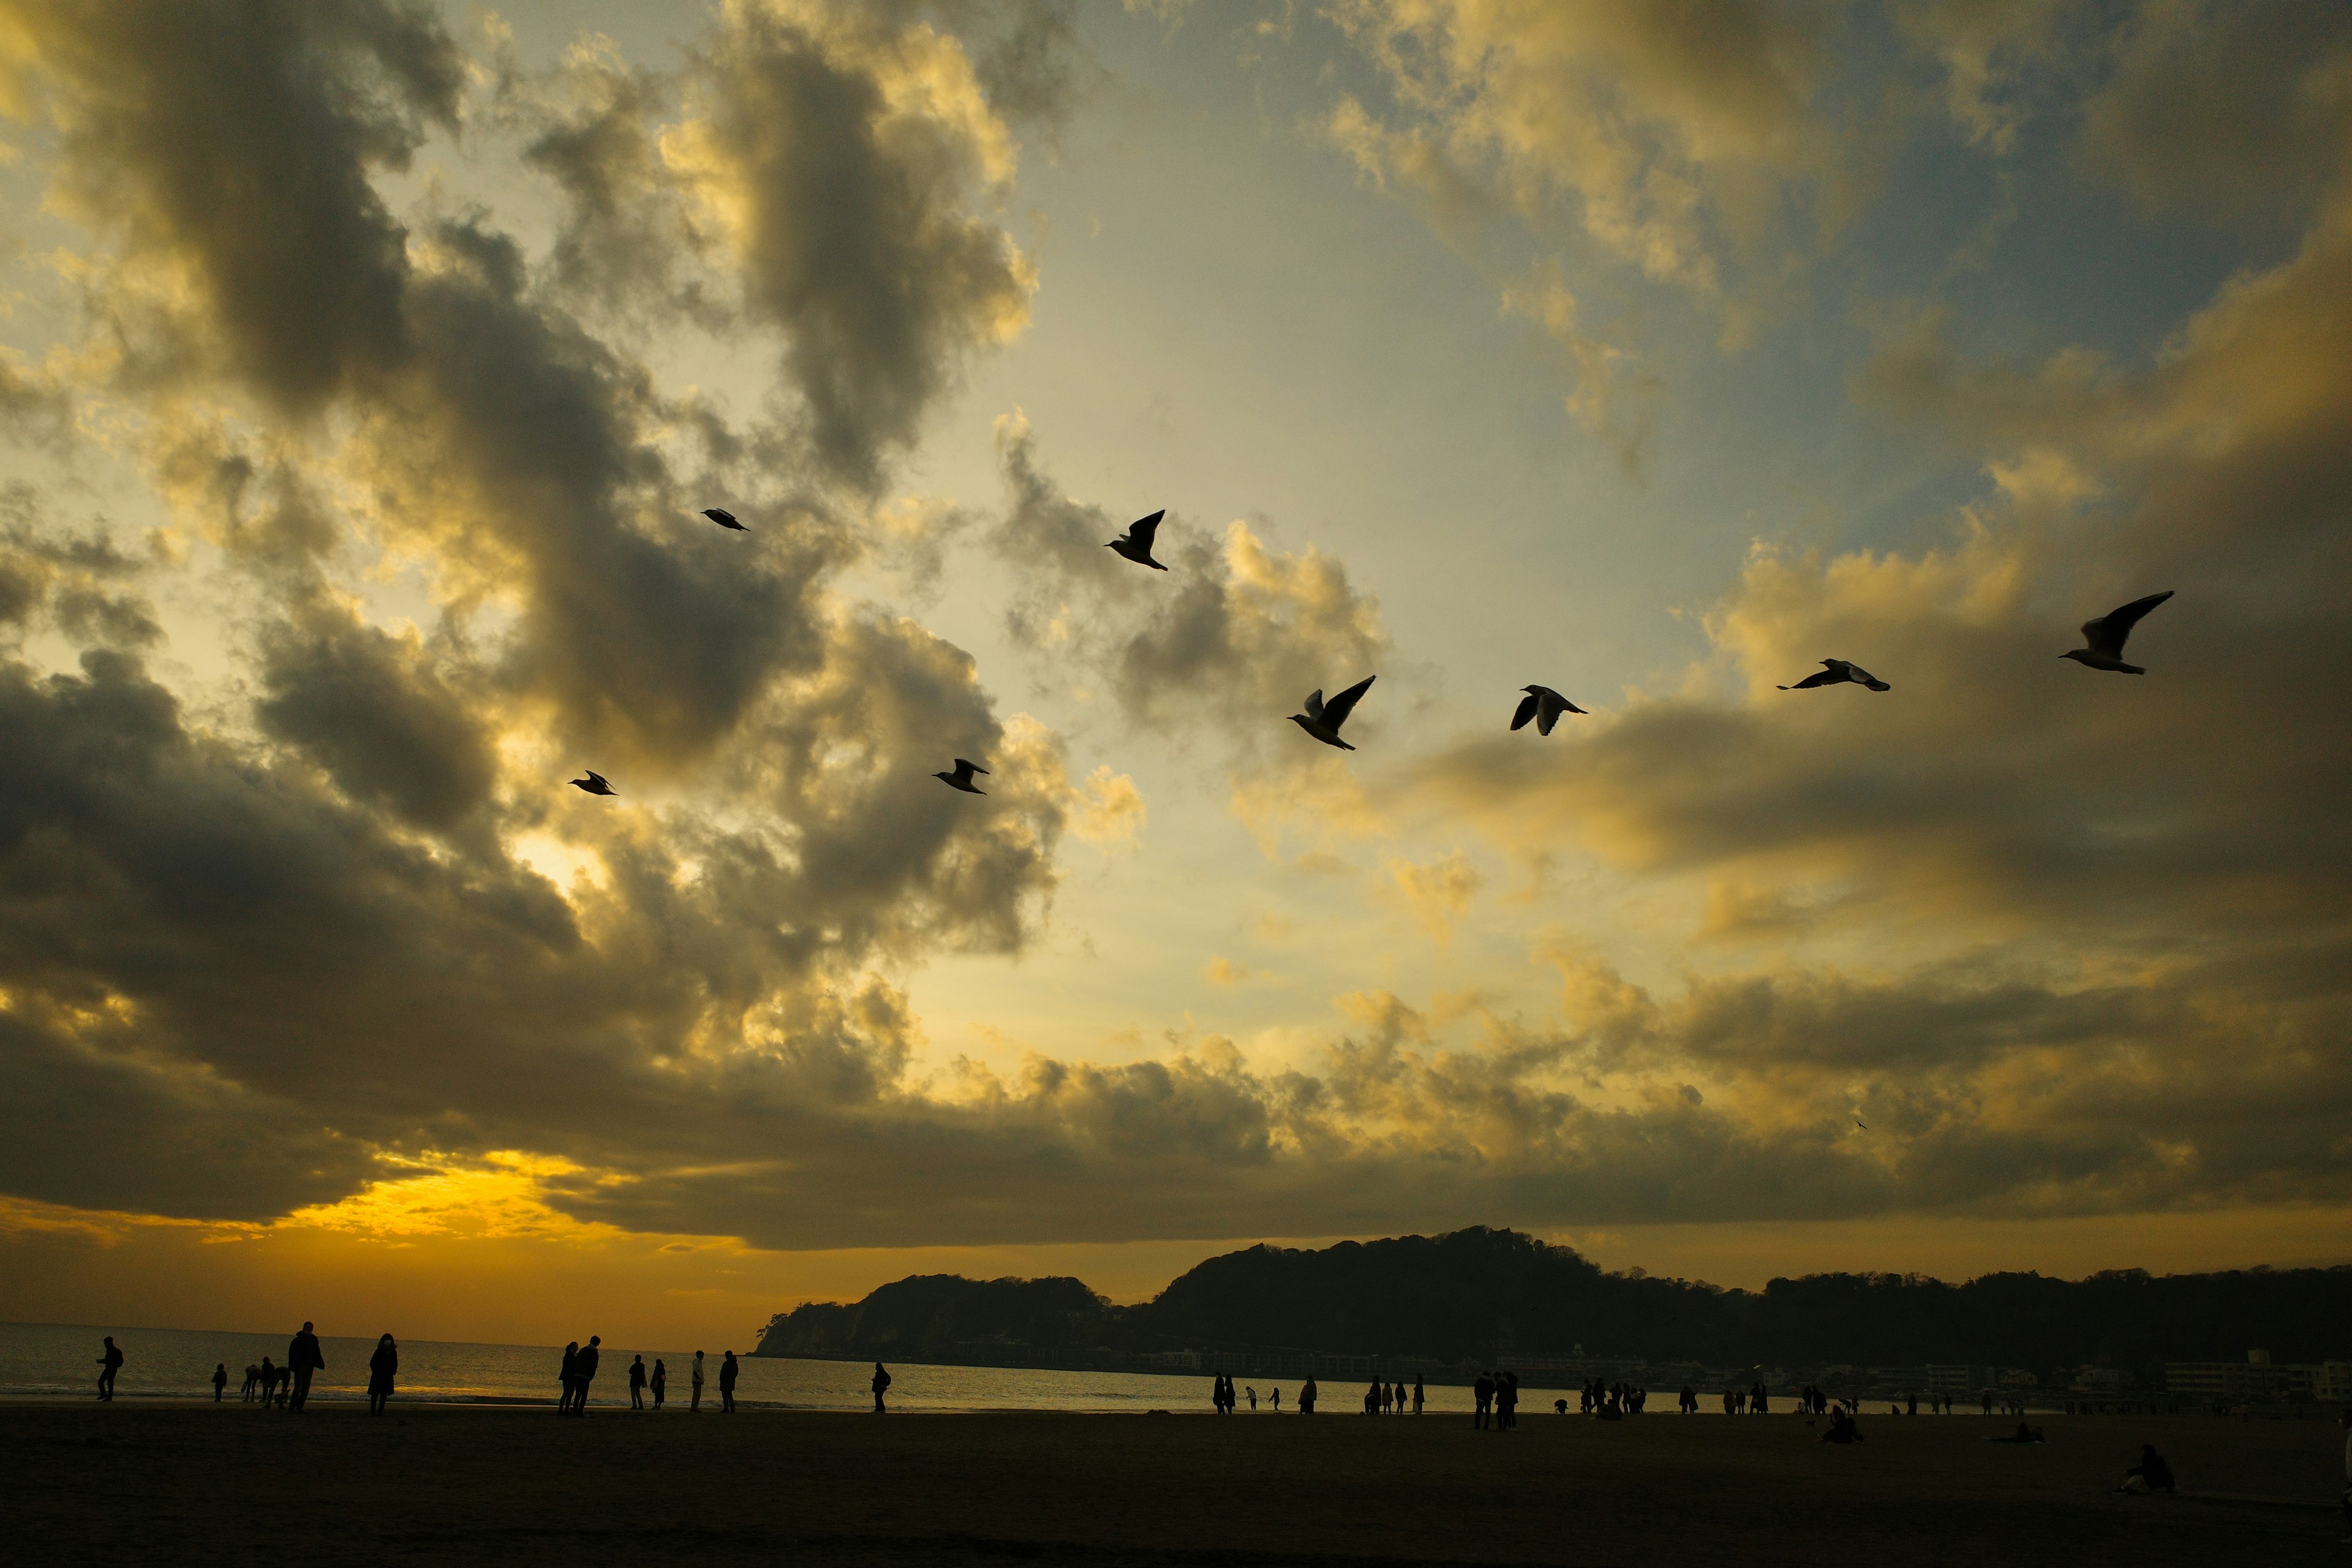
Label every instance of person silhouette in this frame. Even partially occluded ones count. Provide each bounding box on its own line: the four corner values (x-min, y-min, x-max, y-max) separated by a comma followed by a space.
650, 1358, 667, 1410
558, 1341, 579, 1414
212, 1362, 228, 1402
629, 1354, 647, 1410
367, 1334, 398, 1415
240, 1362, 260, 1401
1472, 1371, 1494, 1429
257, 1356, 277, 1407
720, 1350, 739, 1413
1246, 1384, 1257, 1411
870, 1360, 891, 1414
1499, 1372, 1519, 1430
96, 1335, 123, 1401
1413, 1374, 1424, 1414
287, 1323, 324, 1413
1270, 1387, 1281, 1411
1299, 1376, 1316, 1414
690, 1350, 705, 1412
2119, 1443, 2175, 1493
571, 1336, 600, 1415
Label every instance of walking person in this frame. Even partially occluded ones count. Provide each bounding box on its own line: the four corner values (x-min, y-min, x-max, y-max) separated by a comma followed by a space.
287, 1322, 325, 1413
571, 1336, 601, 1414
870, 1360, 891, 1414
690, 1350, 705, 1412
367, 1334, 397, 1415
720, 1351, 739, 1412
212, 1363, 228, 1402
95, 1336, 123, 1401
650, 1359, 667, 1410
558, 1341, 579, 1414
629, 1355, 647, 1410
1270, 1387, 1281, 1412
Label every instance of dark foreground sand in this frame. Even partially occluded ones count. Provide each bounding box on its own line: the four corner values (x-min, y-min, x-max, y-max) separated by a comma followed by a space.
7, 1403, 2341, 1566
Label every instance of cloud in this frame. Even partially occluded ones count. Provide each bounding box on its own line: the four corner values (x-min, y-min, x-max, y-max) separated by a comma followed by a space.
665, 0, 1042, 488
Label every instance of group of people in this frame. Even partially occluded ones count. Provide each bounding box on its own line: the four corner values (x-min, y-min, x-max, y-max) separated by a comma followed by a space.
1359, 1374, 1423, 1414
1574, 1379, 1648, 1418
1472, 1370, 1520, 1428
108, 1324, 330, 1411
559, 1341, 738, 1414
1204, 1374, 1328, 1413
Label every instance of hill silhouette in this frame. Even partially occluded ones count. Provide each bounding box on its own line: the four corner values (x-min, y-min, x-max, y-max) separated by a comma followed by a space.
752, 1226, 2352, 1387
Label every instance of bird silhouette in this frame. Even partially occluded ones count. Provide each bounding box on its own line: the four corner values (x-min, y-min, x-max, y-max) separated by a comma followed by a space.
935, 758, 989, 794
2062, 590, 2172, 673
1510, 685, 1586, 735
1106, 510, 1167, 570
701, 508, 745, 530
1856, 1118, 1868, 1130
571, 771, 616, 796
1779, 658, 1890, 692
1289, 676, 1376, 750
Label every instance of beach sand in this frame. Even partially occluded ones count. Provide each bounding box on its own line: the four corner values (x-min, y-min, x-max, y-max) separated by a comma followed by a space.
6, 1403, 2340, 1565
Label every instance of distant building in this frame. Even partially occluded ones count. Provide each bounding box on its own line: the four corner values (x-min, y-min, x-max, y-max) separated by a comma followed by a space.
1925, 1365, 1985, 1396
2165, 1349, 2333, 1403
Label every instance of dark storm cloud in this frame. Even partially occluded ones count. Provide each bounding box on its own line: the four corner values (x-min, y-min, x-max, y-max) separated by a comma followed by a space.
3, 0, 461, 412
682, 0, 1040, 488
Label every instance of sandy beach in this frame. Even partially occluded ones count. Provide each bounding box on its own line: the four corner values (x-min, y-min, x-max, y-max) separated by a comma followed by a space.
7, 1402, 2339, 1566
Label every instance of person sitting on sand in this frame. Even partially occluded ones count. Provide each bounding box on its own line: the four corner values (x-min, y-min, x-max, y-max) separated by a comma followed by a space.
2118, 1444, 2175, 1493
1822, 1409, 1864, 1444
722, 1351, 741, 1413
213, 1363, 228, 1402
1988, 1422, 2044, 1444
96, 1335, 123, 1401
650, 1359, 666, 1410
869, 1359, 888, 1414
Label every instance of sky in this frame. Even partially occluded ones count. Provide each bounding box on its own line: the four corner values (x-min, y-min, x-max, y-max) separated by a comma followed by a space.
1, 0, 2348, 1350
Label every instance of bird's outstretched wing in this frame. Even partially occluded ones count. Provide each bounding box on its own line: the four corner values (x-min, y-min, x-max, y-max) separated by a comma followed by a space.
956, 759, 989, 776
1127, 510, 1163, 548
702, 508, 744, 530
1780, 668, 1840, 689
1322, 676, 1376, 731
2084, 589, 2173, 656
1511, 693, 1540, 731
1302, 689, 1326, 723
586, 771, 607, 788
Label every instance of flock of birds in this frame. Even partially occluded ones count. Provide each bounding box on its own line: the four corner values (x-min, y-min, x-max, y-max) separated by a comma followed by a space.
566, 508, 2177, 801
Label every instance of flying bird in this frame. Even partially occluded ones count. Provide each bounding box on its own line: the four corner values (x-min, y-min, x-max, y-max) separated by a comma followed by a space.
571, 771, 616, 797
2062, 590, 2173, 674
1510, 684, 1586, 736
1779, 658, 1890, 692
1856, 1118, 1868, 1130
1289, 676, 1376, 750
935, 758, 989, 794
701, 508, 746, 530
1106, 509, 1167, 570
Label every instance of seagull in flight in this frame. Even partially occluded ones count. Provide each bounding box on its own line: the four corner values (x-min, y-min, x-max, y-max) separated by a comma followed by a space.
935, 758, 989, 794
1106, 509, 1167, 570
1289, 676, 1376, 750
571, 770, 616, 797
2062, 590, 2173, 674
1779, 658, 1890, 692
1856, 1118, 1868, 1130
701, 508, 746, 531
1511, 685, 1586, 736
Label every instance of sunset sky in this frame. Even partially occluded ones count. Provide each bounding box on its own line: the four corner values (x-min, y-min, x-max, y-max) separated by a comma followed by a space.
2, 0, 2348, 1350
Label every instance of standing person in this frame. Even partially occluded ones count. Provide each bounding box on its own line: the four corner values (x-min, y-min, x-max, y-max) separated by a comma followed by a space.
212, 1363, 228, 1402
690, 1351, 706, 1412
571, 1336, 600, 1414
1472, 1371, 1494, 1430
1299, 1376, 1316, 1414
650, 1359, 667, 1411
287, 1323, 325, 1414
1245, 1385, 1257, 1411
870, 1360, 891, 1414
366, 1335, 398, 1415
558, 1342, 580, 1414
95, 1336, 123, 1401
1413, 1374, 1424, 1414
628, 1355, 647, 1410
1270, 1387, 1281, 1412
1498, 1371, 1519, 1431
719, 1351, 739, 1413
258, 1357, 277, 1407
